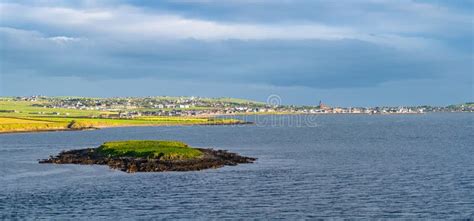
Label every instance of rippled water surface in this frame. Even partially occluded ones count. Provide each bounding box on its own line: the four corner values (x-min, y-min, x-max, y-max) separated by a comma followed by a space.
1, 113, 473, 219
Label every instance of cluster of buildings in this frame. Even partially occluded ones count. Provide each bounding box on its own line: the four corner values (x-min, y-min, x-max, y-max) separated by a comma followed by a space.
11, 96, 474, 118
26, 97, 207, 111
300, 102, 424, 114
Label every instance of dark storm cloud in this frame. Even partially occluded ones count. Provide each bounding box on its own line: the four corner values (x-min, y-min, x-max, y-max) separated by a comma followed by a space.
1, 28, 464, 89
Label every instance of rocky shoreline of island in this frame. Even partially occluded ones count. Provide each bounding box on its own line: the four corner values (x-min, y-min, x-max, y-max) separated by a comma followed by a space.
39, 146, 256, 173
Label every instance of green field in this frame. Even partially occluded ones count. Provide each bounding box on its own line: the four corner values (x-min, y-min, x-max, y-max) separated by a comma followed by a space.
0, 100, 109, 117
97, 140, 203, 160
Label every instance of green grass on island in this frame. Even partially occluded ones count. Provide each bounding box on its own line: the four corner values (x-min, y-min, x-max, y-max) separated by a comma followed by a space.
97, 140, 203, 160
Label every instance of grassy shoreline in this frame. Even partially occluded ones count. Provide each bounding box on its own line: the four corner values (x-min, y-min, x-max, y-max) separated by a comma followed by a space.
0, 116, 248, 134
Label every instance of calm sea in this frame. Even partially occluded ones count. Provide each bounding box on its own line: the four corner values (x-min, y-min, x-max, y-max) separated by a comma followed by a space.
1, 113, 473, 219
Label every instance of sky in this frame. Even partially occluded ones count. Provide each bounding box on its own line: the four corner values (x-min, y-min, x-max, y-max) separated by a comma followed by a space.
0, 0, 472, 106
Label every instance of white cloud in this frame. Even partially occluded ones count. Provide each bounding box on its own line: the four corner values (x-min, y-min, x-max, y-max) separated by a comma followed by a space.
0, 3, 112, 25
0, 27, 81, 49
48, 36, 81, 44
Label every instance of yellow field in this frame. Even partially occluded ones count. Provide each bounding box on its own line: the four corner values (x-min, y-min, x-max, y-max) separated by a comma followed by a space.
0, 117, 69, 133
0, 116, 242, 133
0, 117, 55, 124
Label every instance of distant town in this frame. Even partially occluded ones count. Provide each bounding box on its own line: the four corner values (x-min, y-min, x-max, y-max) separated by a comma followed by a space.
5, 96, 473, 118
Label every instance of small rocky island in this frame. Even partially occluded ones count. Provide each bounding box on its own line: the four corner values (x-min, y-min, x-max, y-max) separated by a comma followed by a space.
39, 140, 256, 173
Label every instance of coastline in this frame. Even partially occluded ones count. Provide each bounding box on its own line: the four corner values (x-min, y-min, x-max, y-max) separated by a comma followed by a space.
205, 112, 427, 117
0, 127, 99, 135
0, 120, 253, 135
2, 112, 469, 135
